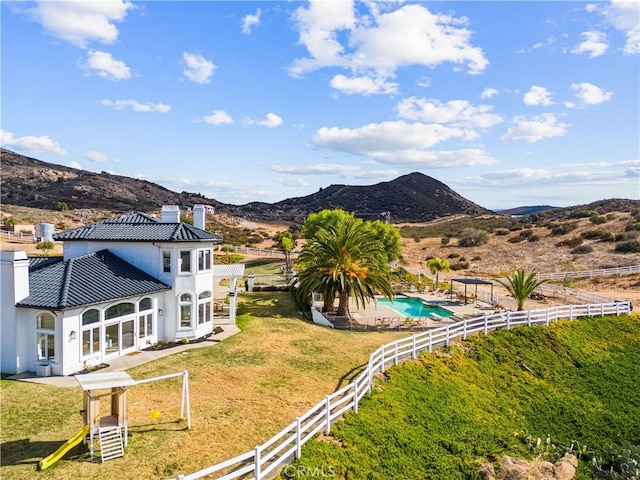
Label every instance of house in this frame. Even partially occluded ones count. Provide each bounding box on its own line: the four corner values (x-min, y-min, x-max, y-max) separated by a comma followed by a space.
1, 205, 244, 376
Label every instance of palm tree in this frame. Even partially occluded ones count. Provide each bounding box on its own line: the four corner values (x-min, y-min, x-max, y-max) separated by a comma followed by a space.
495, 268, 548, 311
296, 218, 394, 317
426, 257, 450, 290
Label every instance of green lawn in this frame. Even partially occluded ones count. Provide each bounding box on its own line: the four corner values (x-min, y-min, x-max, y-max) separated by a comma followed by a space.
282, 314, 640, 479
0, 292, 406, 480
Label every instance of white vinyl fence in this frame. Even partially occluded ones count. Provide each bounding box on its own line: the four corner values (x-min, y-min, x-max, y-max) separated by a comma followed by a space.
536, 264, 640, 280
173, 301, 631, 480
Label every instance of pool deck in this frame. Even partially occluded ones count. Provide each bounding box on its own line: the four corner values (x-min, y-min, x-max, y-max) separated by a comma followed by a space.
343, 292, 501, 329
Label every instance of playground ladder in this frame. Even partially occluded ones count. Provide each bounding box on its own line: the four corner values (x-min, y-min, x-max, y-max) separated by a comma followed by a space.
98, 425, 124, 462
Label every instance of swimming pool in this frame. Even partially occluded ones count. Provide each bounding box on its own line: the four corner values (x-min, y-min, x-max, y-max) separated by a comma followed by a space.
375, 297, 453, 319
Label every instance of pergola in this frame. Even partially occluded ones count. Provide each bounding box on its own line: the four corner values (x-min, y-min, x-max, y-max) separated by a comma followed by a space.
450, 278, 494, 305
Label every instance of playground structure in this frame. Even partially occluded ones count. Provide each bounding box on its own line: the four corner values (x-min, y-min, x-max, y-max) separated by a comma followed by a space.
38, 370, 190, 470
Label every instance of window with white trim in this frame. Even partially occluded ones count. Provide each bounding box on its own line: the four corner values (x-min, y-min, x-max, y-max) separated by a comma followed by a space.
36, 313, 56, 362
180, 251, 192, 273
198, 291, 212, 325
138, 298, 153, 338
179, 293, 192, 328
197, 249, 212, 272
162, 250, 172, 273
82, 309, 101, 357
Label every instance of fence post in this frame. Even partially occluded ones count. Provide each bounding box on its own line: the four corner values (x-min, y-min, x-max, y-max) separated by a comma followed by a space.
506, 311, 511, 330
601, 304, 605, 317
353, 379, 359, 414
255, 445, 262, 480
367, 358, 373, 393
463, 320, 467, 340
445, 326, 450, 347
380, 346, 385, 373
569, 305, 573, 320
325, 395, 331, 435
394, 341, 399, 366
484, 314, 488, 335
296, 418, 302, 459
428, 331, 433, 353
412, 336, 417, 359
527, 311, 531, 327
545, 309, 550, 326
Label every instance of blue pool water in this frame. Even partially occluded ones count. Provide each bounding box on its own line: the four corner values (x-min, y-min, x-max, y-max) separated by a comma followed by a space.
376, 297, 453, 318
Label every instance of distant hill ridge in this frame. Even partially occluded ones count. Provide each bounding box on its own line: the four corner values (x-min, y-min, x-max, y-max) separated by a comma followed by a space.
2, 149, 636, 223
0, 148, 492, 223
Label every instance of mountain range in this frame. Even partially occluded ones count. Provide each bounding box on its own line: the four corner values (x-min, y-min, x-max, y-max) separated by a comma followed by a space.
2, 148, 635, 224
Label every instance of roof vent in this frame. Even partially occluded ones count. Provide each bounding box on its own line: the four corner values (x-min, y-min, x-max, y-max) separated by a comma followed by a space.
161, 205, 180, 223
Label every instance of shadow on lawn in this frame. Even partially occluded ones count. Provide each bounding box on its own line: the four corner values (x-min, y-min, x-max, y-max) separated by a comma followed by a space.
0, 438, 93, 466
334, 362, 368, 392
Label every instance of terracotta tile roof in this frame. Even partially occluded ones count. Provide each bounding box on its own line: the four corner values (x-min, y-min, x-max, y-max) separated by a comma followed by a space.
18, 250, 170, 309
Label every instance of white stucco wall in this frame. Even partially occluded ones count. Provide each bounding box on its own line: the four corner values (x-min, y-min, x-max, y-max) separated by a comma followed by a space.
0, 251, 30, 374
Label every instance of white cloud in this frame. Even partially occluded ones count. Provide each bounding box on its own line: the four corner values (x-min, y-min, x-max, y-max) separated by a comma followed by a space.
85, 150, 120, 162
571, 31, 608, 58
241, 8, 261, 35
101, 99, 171, 113
79, 50, 131, 80
523, 86, 554, 106
276, 177, 310, 187
395, 98, 503, 129
312, 121, 497, 167
1, 129, 68, 156
182, 53, 215, 84
330, 74, 399, 95
246, 113, 283, 128
272, 164, 398, 179
202, 110, 233, 125
602, 0, 640, 55
289, 2, 488, 94
480, 88, 499, 99
68, 161, 82, 169
24, 0, 133, 48
502, 113, 569, 143
570, 82, 613, 106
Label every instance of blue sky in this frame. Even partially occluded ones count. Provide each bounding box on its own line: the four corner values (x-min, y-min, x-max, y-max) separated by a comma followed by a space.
2, 1, 639, 210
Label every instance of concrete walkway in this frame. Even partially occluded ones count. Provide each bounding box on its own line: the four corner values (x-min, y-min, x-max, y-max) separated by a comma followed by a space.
7, 324, 241, 388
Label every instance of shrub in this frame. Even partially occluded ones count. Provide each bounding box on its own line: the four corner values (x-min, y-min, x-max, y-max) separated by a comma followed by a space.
527, 234, 540, 242
458, 228, 490, 247
519, 229, 535, 239
590, 214, 607, 224
441, 236, 451, 247
471, 256, 481, 261
556, 237, 583, 248
571, 245, 593, 254
495, 229, 510, 236
574, 209, 600, 218
550, 222, 578, 235
615, 240, 640, 254
57, 202, 69, 212
508, 236, 526, 243
447, 252, 460, 259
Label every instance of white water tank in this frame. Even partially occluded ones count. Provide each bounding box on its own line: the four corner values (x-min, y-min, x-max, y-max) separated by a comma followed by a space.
35, 223, 55, 242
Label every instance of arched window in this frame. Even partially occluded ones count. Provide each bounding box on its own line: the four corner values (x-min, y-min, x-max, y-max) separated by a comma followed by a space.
179, 294, 192, 328
106, 302, 135, 320
36, 313, 56, 361
139, 298, 152, 311
138, 298, 153, 339
81, 309, 101, 357
198, 291, 212, 325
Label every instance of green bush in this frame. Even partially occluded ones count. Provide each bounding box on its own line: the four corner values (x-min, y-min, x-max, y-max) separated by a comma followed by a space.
615, 241, 640, 254
556, 237, 583, 248
571, 245, 593, 254
550, 223, 578, 236
458, 228, 490, 247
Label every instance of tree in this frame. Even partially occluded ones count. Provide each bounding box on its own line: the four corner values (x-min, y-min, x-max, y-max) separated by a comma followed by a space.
35, 240, 55, 256
273, 230, 296, 273
302, 209, 402, 265
458, 228, 490, 247
365, 220, 402, 264
296, 217, 394, 317
3, 216, 17, 226
426, 257, 450, 290
495, 268, 548, 311
301, 209, 357, 240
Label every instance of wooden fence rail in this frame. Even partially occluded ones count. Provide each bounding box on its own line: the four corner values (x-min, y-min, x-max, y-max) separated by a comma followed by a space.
173, 301, 631, 480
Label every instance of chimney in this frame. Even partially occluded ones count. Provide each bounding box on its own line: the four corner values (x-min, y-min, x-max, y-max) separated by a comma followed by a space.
161, 205, 180, 223
193, 204, 206, 230
1, 251, 30, 374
